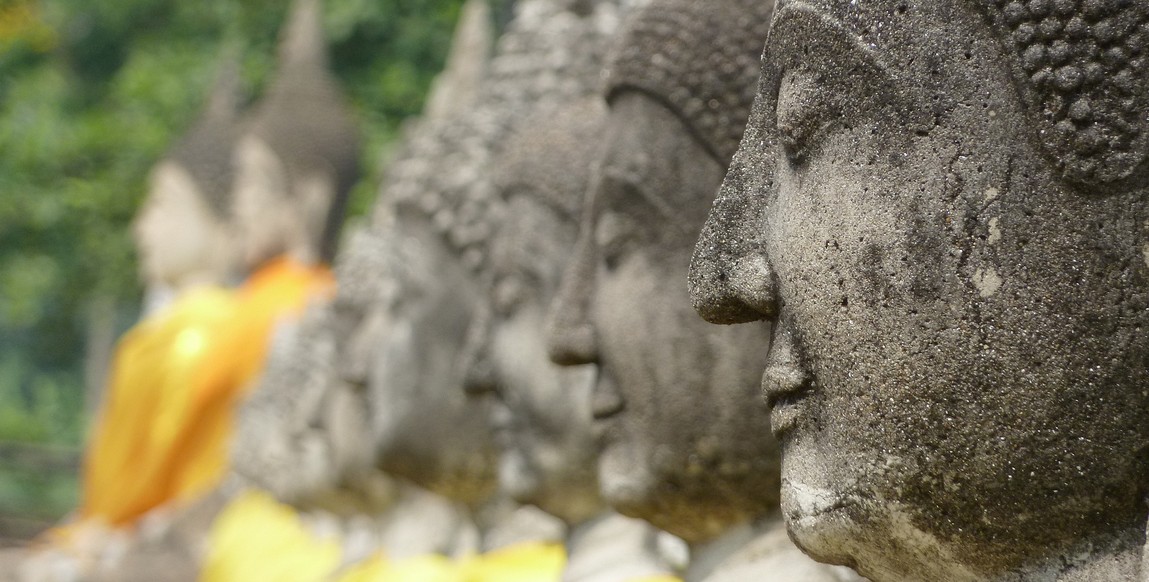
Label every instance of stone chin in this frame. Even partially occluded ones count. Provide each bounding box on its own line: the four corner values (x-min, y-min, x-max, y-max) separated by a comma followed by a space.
498, 447, 543, 507
781, 478, 987, 582
596, 437, 658, 519
779, 476, 859, 564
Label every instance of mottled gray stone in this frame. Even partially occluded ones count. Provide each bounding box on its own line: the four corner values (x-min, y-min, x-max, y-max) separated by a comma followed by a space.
464, 96, 686, 580
464, 98, 609, 526
546, 0, 856, 579
689, 0, 1149, 580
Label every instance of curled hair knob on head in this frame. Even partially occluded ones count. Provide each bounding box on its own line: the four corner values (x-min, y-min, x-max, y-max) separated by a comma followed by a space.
979, 0, 1149, 186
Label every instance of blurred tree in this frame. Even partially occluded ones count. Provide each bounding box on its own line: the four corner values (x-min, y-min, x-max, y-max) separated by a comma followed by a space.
0, 0, 467, 520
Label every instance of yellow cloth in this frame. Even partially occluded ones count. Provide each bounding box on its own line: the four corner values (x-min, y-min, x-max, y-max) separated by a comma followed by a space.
166, 257, 334, 501
59, 257, 332, 543
200, 490, 342, 582
336, 541, 565, 582
79, 286, 239, 528
336, 553, 458, 582
459, 541, 565, 582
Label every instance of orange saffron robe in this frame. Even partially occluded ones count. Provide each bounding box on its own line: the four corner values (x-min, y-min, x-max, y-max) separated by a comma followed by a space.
76, 257, 333, 531
80, 286, 239, 528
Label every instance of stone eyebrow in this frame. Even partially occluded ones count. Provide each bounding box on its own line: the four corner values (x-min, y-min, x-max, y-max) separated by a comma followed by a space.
769, 2, 898, 94
765, 2, 933, 135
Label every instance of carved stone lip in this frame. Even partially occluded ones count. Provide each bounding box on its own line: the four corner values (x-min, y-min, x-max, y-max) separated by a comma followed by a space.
489, 399, 517, 450
762, 363, 813, 438
591, 370, 625, 420
769, 389, 812, 438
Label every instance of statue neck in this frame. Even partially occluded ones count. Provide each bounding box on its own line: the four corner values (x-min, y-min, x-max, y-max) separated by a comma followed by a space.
562, 511, 681, 582
142, 283, 177, 316
682, 520, 759, 582
374, 482, 480, 560
685, 515, 861, 582
1046, 544, 1141, 581
473, 497, 564, 553
286, 241, 320, 269
169, 267, 229, 298
857, 526, 1142, 582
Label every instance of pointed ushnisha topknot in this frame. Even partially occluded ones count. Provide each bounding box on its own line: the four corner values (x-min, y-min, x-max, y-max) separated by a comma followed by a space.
605, 0, 774, 165
166, 59, 243, 218
248, 0, 361, 261
977, 0, 1149, 185
279, 0, 328, 73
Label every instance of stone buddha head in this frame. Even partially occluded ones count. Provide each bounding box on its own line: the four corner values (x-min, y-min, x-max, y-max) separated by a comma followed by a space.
462, 98, 608, 526
231, 296, 386, 510
546, 0, 779, 545
133, 63, 241, 294
232, 0, 360, 270
689, 0, 1149, 579
330, 222, 496, 507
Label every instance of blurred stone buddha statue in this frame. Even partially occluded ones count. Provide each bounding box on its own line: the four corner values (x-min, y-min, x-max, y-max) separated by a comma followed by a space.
327, 1, 637, 576
231, 0, 359, 274
189, 0, 363, 578
222, 226, 500, 580
134, 68, 243, 314
218, 1, 643, 579
688, 0, 1149, 580
464, 98, 685, 582
210, 0, 358, 480
21, 59, 246, 582
545, 1, 860, 581
219, 0, 498, 569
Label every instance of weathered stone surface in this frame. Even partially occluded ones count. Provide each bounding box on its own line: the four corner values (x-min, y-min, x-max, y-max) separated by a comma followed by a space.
545, 1, 856, 580
690, 1, 1149, 580
465, 97, 609, 526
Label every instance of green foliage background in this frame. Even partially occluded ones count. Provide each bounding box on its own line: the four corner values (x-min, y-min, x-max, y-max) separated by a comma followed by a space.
0, 0, 468, 523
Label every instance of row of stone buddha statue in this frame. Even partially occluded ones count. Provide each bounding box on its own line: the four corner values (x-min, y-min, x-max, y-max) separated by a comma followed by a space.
19, 0, 1149, 579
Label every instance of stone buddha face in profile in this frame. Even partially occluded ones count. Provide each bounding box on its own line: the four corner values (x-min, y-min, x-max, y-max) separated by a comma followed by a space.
331, 224, 496, 506
462, 99, 606, 526
547, 0, 780, 546
689, 1, 1149, 579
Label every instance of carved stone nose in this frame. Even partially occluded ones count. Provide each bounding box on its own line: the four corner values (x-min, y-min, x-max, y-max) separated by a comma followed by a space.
461, 306, 497, 396
546, 274, 599, 365
462, 345, 497, 396
689, 244, 778, 325
547, 237, 600, 366
546, 317, 598, 366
